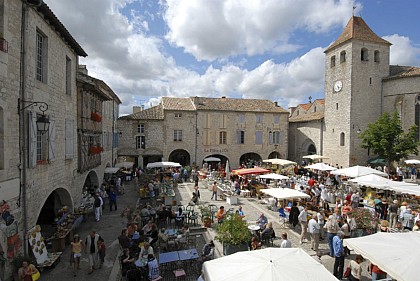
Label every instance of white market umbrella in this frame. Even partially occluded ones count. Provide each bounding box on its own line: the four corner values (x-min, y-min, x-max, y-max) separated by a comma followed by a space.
350, 174, 420, 196
263, 159, 297, 166
146, 161, 181, 169
405, 159, 420, 165
344, 232, 420, 281
331, 165, 387, 178
115, 161, 134, 169
225, 160, 231, 181
203, 248, 338, 281
260, 188, 310, 200
259, 173, 289, 180
302, 154, 329, 160
204, 157, 221, 162
305, 163, 337, 171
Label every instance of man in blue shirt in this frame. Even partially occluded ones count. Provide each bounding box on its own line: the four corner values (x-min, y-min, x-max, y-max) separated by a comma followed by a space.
333, 231, 345, 279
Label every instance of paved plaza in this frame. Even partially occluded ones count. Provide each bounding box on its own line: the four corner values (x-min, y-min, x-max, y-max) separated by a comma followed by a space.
39, 177, 374, 281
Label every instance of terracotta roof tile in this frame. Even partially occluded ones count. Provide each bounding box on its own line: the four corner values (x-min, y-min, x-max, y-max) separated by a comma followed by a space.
315, 99, 325, 105
325, 17, 391, 53
162, 97, 195, 111
298, 103, 311, 111
119, 104, 164, 120
289, 111, 324, 123
385, 66, 420, 80
193, 97, 288, 113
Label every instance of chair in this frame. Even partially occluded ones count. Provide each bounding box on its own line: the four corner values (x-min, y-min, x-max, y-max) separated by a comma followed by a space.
261, 229, 274, 247
126, 269, 143, 281
278, 208, 289, 228
173, 268, 186, 280
188, 211, 198, 226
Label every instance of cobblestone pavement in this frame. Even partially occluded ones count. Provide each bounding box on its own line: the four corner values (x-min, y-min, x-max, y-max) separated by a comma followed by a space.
39, 177, 374, 281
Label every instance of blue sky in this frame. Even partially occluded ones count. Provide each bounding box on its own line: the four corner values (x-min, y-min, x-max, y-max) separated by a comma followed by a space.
44, 0, 420, 116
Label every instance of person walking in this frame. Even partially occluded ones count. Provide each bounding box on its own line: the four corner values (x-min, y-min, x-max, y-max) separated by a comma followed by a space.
94, 193, 102, 222
333, 231, 345, 280
109, 188, 117, 211
211, 181, 218, 200
308, 216, 320, 251
70, 234, 83, 277
85, 230, 103, 274
298, 206, 308, 244
325, 215, 340, 256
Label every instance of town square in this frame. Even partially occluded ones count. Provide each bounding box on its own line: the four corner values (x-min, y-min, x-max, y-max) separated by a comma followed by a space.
1, 1, 420, 281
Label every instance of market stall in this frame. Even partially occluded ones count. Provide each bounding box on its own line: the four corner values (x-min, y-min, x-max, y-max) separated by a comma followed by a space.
305, 163, 336, 171
202, 248, 338, 281
260, 188, 310, 200
343, 232, 420, 281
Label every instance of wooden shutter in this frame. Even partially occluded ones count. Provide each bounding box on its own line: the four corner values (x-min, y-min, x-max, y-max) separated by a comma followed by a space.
48, 117, 56, 160
28, 111, 37, 168
65, 119, 74, 159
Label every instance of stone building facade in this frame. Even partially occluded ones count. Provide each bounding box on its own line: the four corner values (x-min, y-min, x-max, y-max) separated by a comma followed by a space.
0, 2, 120, 279
290, 16, 420, 167
118, 97, 289, 169
288, 99, 324, 162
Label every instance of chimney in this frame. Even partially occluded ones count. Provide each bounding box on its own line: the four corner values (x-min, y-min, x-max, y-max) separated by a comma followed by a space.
274, 101, 278, 107
221, 96, 226, 99
78, 65, 88, 75
133, 106, 142, 113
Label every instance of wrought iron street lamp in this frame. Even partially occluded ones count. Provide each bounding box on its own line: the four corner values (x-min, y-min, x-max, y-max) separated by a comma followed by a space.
18, 99, 50, 133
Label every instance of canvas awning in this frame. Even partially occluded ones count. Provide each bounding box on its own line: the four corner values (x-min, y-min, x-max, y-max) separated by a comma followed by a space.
350, 174, 420, 196
302, 154, 329, 160
104, 167, 120, 174
115, 161, 134, 169
203, 248, 338, 281
343, 232, 420, 281
330, 165, 387, 178
204, 157, 221, 162
260, 188, 310, 200
258, 173, 289, 180
146, 161, 181, 169
305, 163, 336, 171
232, 167, 270, 176
263, 159, 297, 166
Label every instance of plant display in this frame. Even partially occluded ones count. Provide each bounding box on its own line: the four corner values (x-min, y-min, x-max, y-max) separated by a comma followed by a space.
215, 213, 252, 245
348, 207, 378, 230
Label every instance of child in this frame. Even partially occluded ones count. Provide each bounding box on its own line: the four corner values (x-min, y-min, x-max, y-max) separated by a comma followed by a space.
98, 238, 106, 269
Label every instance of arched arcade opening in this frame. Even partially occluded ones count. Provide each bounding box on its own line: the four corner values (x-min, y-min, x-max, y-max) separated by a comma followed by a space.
168, 149, 191, 166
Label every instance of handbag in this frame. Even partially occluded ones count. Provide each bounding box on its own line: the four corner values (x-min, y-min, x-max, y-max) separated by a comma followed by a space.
32, 271, 41, 281
343, 266, 351, 278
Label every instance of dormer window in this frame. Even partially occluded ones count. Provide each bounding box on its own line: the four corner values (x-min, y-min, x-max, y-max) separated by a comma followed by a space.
361, 48, 369, 61
340, 51, 346, 63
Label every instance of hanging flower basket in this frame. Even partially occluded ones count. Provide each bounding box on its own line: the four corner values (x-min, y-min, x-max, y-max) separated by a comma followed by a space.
91, 112, 102, 122
90, 146, 104, 155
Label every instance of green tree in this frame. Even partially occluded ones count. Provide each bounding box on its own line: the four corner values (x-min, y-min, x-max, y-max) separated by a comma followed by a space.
359, 111, 419, 167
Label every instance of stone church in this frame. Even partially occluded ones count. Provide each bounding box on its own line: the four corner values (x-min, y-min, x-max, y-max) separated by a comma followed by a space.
289, 16, 420, 167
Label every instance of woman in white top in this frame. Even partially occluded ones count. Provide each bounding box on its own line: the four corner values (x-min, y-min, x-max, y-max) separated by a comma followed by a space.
349, 255, 364, 281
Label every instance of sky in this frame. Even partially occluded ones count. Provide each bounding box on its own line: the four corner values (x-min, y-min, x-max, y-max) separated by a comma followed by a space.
43, 0, 420, 116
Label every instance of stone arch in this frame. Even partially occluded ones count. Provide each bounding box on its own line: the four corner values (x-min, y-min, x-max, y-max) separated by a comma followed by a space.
82, 170, 100, 194
268, 151, 281, 159
35, 187, 73, 225
168, 149, 190, 166
301, 139, 317, 158
239, 152, 262, 167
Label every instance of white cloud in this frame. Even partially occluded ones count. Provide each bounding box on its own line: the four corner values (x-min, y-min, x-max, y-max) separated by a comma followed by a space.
163, 0, 355, 61
383, 34, 420, 66
43, 0, 420, 116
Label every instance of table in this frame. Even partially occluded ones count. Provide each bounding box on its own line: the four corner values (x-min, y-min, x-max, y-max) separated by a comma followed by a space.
178, 249, 199, 261
135, 258, 147, 267
248, 225, 260, 231
164, 229, 178, 237
159, 251, 179, 264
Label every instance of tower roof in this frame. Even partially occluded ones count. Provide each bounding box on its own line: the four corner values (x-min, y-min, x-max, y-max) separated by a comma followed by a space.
325, 16, 391, 53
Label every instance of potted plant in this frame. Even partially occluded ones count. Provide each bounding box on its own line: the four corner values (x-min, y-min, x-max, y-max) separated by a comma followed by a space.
215, 213, 251, 255
198, 205, 213, 228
